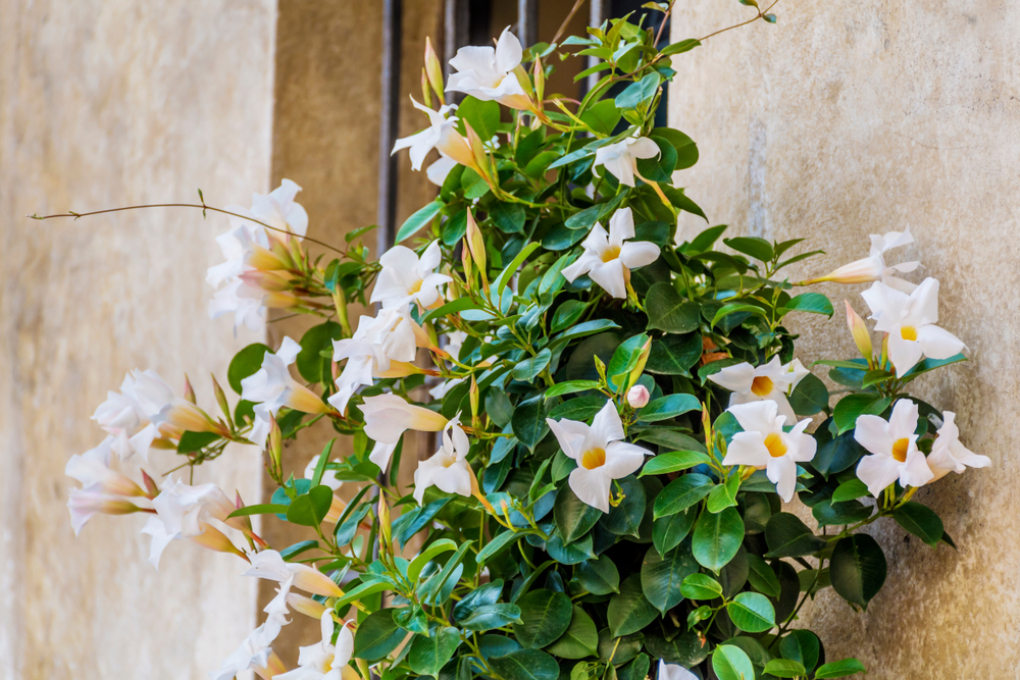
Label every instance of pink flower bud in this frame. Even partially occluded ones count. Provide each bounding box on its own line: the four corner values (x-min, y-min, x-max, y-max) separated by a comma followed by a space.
627, 385, 650, 409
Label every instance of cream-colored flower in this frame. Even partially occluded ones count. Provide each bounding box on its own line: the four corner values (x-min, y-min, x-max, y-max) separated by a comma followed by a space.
413, 416, 474, 505
927, 411, 991, 479
447, 27, 531, 110
244, 549, 345, 598
546, 400, 652, 513
807, 227, 920, 292
370, 240, 453, 310
861, 277, 965, 377
707, 357, 798, 422
209, 577, 292, 680
723, 401, 816, 502
275, 610, 356, 680
360, 394, 449, 471
593, 136, 661, 188
561, 208, 660, 299
854, 400, 934, 497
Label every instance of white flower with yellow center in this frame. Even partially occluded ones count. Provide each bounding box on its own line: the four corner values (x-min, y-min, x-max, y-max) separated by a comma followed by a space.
593, 135, 661, 188
861, 277, 965, 377
210, 577, 291, 680
360, 394, 450, 471
723, 401, 817, 502
447, 27, 531, 111
707, 357, 798, 422
927, 411, 991, 479
370, 240, 453, 310
275, 610, 357, 680
561, 208, 661, 299
546, 400, 652, 513
807, 228, 920, 292
413, 416, 474, 505
241, 337, 333, 449
854, 400, 934, 497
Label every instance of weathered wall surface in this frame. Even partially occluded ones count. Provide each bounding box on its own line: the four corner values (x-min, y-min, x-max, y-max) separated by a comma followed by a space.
669, 3, 1019, 677
0, 2, 275, 679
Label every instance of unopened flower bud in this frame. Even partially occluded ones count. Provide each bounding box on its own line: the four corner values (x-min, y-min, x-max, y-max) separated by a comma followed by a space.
626, 337, 652, 390
183, 374, 197, 404
627, 385, 650, 409
211, 374, 231, 422
420, 68, 433, 109
845, 300, 873, 360
423, 37, 445, 105
465, 209, 488, 289
469, 375, 479, 420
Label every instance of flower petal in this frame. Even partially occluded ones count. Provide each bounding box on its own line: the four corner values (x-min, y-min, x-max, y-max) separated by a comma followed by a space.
853, 414, 894, 456
917, 324, 965, 360
856, 453, 902, 497
588, 259, 628, 299
708, 362, 755, 393
619, 241, 661, 270
722, 432, 768, 467
568, 467, 611, 513
604, 442, 651, 478
608, 207, 635, 244
591, 400, 625, 444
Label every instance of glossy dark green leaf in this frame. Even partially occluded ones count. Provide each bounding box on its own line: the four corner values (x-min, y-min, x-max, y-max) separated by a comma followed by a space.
600, 475, 646, 537
640, 545, 699, 614
638, 394, 701, 422
512, 399, 550, 450
726, 592, 776, 633
615, 73, 660, 109
789, 373, 829, 416
297, 321, 343, 384
512, 349, 553, 382
491, 201, 527, 234
457, 95, 501, 141
830, 534, 887, 607
764, 513, 827, 558
652, 507, 697, 555
576, 555, 620, 595
813, 499, 873, 528
580, 99, 622, 136
488, 649, 560, 680
645, 333, 703, 374
892, 501, 944, 547
228, 343, 272, 394
460, 603, 523, 631
409, 627, 461, 676
396, 199, 443, 243
453, 579, 504, 622
177, 431, 220, 453
545, 605, 599, 659
815, 658, 868, 678
641, 451, 710, 477
745, 554, 781, 598
831, 478, 870, 503
723, 236, 774, 262
607, 575, 659, 637
285, 485, 334, 527
646, 283, 700, 334
711, 645, 755, 680
554, 486, 602, 545
692, 507, 744, 571
680, 573, 723, 600
513, 589, 573, 649
778, 629, 820, 674
833, 393, 891, 434
549, 395, 608, 421
354, 609, 407, 661
782, 292, 834, 317
763, 659, 807, 678
654, 474, 714, 519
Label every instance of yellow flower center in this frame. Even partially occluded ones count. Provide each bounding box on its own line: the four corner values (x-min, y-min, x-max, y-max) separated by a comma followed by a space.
601, 245, 621, 263
751, 376, 774, 397
764, 432, 788, 458
900, 326, 918, 341
892, 437, 910, 463
408, 279, 424, 294
581, 448, 606, 470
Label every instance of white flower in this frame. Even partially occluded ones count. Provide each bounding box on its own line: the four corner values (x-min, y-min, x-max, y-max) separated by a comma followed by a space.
67, 488, 149, 536
360, 394, 449, 471
304, 454, 343, 491
861, 278, 965, 377
414, 416, 474, 505
854, 400, 934, 497
275, 610, 355, 680
723, 401, 817, 502
242, 337, 333, 449
707, 357, 798, 422
447, 27, 531, 110
428, 377, 464, 400
781, 358, 811, 395
657, 660, 699, 680
209, 278, 268, 331
593, 136, 661, 188
426, 155, 459, 186
243, 549, 344, 598
370, 240, 453, 310
65, 438, 150, 534
328, 306, 430, 413
561, 208, 660, 299
546, 400, 652, 513
391, 99, 469, 171
811, 228, 920, 292
626, 385, 650, 409
141, 477, 247, 569
927, 411, 991, 478
209, 577, 292, 680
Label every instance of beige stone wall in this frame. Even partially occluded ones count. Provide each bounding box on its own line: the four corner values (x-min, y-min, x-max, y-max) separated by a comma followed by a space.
0, 1, 276, 679
669, 3, 1020, 677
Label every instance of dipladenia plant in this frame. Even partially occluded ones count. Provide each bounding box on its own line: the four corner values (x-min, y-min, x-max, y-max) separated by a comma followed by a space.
48, 5, 988, 680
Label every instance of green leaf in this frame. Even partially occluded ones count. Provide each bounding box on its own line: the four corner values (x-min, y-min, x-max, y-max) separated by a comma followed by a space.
576, 555, 620, 595
815, 658, 867, 678
746, 554, 781, 598
512, 348, 553, 382
830, 534, 887, 607
563, 192, 627, 231
726, 592, 776, 633
789, 373, 829, 416
692, 507, 744, 571
513, 589, 573, 649
711, 303, 767, 329
812, 499, 873, 528
779, 630, 820, 674
545, 380, 601, 398
763, 659, 807, 678
645, 333, 702, 374
554, 486, 602, 545
607, 334, 650, 389
900, 353, 967, 382
832, 478, 870, 503
646, 283, 700, 334
660, 39, 701, 56
285, 485, 335, 527
545, 605, 599, 659
653, 508, 697, 555
641, 450, 710, 476
724, 236, 774, 262
477, 530, 526, 565
782, 292, 834, 317
706, 473, 741, 513
441, 210, 468, 245
764, 513, 827, 558
551, 300, 588, 333
297, 321, 343, 384
550, 395, 608, 421
489, 649, 560, 680
638, 394, 701, 422
712, 644, 756, 680
408, 627, 461, 676
834, 393, 891, 435
458, 96, 501, 140
641, 545, 699, 615
421, 297, 480, 324
228, 343, 272, 394
491, 201, 527, 234
396, 199, 444, 243
460, 603, 523, 631
512, 399, 550, 450
580, 99, 622, 136
608, 574, 660, 636
635, 428, 707, 453
654, 473, 714, 519
177, 430, 220, 453
600, 475, 647, 538
495, 242, 542, 296
354, 609, 407, 662
453, 579, 504, 622
680, 573, 723, 600
408, 538, 458, 582
615, 73, 660, 109
892, 501, 944, 547
226, 503, 290, 519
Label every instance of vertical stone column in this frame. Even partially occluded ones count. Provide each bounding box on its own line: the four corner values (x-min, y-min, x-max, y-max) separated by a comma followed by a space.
0, 1, 275, 678
668, 3, 1020, 677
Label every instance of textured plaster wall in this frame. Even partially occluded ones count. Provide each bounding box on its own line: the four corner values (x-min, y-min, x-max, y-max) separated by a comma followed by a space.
669, 2, 1019, 677
0, 2, 275, 679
